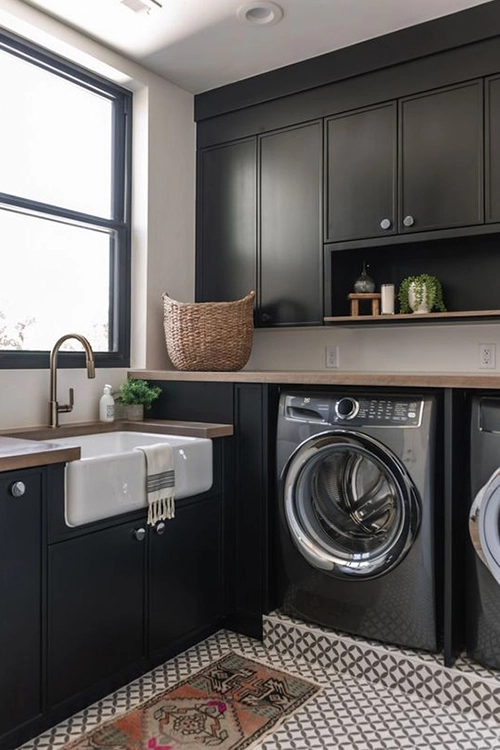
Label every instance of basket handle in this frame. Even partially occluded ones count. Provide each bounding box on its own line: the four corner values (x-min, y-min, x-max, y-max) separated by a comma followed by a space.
162, 290, 256, 305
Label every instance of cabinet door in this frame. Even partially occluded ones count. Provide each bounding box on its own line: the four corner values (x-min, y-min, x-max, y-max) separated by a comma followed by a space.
486, 75, 500, 223
0, 471, 42, 738
399, 80, 483, 233
197, 139, 257, 302
326, 103, 397, 242
260, 121, 322, 326
48, 520, 146, 708
149, 496, 222, 658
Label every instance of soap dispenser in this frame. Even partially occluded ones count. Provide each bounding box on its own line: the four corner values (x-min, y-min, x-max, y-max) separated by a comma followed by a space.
99, 384, 115, 423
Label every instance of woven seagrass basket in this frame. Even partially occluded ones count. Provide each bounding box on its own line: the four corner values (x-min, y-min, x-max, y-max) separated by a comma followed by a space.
162, 291, 255, 371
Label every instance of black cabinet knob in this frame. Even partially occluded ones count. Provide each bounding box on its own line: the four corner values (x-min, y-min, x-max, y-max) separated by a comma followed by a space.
260, 312, 272, 324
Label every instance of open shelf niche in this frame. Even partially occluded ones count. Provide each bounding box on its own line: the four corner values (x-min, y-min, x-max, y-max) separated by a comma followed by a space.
324, 233, 500, 325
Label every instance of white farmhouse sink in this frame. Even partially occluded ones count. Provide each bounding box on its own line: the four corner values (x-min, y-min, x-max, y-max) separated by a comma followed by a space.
44, 432, 212, 527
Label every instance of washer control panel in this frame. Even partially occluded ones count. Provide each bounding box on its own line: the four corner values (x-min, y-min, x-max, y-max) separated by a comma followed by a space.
285, 395, 423, 427
351, 397, 422, 426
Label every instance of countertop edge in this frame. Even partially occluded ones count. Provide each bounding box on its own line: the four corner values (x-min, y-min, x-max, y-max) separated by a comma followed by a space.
0, 439, 80, 473
128, 370, 500, 388
1, 419, 234, 442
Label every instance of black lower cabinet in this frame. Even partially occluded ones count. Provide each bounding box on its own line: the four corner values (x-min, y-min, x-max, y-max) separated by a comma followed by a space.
150, 380, 277, 639
0, 469, 43, 744
48, 520, 146, 709
0, 429, 253, 750
149, 495, 223, 659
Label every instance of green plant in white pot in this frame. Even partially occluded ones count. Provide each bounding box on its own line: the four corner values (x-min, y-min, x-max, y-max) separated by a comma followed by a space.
119, 379, 162, 421
398, 275, 447, 315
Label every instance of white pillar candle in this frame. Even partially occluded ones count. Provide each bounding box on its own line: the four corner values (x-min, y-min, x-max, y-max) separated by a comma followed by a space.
381, 283, 395, 314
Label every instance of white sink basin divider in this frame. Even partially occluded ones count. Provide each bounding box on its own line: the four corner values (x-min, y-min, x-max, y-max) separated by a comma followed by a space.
45, 432, 213, 527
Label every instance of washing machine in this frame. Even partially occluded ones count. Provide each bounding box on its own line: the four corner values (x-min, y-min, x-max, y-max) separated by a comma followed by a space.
276, 390, 438, 651
468, 395, 500, 669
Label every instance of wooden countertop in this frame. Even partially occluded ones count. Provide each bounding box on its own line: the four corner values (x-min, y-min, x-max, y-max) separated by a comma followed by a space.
0, 419, 234, 473
0, 437, 80, 473
129, 369, 500, 389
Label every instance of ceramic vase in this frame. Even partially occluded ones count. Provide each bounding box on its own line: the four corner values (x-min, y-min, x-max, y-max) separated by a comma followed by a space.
408, 282, 434, 314
125, 404, 144, 421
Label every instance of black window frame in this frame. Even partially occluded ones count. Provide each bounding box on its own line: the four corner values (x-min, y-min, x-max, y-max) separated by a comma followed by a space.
0, 30, 132, 370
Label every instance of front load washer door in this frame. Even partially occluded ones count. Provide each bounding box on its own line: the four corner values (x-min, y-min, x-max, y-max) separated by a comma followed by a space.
281, 430, 421, 580
470, 468, 500, 586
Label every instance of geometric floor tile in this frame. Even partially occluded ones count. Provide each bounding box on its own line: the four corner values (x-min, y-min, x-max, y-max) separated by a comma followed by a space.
264, 610, 500, 727
18, 628, 500, 750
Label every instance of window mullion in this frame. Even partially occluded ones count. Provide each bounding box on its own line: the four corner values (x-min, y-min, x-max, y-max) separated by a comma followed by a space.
0, 193, 125, 232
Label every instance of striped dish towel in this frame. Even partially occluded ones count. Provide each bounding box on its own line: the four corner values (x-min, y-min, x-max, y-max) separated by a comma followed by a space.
135, 443, 175, 525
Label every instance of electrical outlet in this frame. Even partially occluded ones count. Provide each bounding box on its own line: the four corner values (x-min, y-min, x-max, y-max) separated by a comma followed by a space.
325, 345, 339, 369
479, 343, 496, 369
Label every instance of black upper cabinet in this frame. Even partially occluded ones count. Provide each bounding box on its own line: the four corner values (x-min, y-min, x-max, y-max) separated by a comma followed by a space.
326, 103, 397, 242
0, 471, 43, 739
259, 121, 323, 325
399, 80, 483, 233
485, 74, 500, 223
325, 81, 484, 244
48, 520, 146, 709
197, 139, 257, 303
149, 496, 222, 658
197, 124, 323, 326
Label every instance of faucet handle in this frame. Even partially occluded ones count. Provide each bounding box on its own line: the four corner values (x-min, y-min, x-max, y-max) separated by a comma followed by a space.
58, 387, 75, 414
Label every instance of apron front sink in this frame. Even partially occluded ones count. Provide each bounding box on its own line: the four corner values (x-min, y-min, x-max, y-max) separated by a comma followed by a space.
44, 431, 213, 526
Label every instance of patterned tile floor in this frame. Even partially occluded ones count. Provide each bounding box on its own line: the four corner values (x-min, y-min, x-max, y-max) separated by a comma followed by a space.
19, 629, 500, 750
268, 610, 500, 683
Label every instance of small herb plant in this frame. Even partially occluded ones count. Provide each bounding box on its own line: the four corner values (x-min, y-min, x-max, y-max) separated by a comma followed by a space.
398, 274, 447, 314
118, 379, 162, 410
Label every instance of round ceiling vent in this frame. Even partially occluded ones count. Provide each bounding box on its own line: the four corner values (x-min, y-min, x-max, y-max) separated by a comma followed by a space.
237, 1, 284, 27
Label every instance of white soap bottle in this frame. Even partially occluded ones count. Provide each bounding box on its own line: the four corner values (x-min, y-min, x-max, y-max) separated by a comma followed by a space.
99, 384, 115, 423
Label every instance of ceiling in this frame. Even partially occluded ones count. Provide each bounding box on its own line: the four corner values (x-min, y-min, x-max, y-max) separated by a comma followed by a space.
20, 0, 494, 93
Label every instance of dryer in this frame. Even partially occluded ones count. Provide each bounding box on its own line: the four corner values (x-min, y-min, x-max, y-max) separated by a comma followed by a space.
468, 395, 500, 669
276, 390, 438, 651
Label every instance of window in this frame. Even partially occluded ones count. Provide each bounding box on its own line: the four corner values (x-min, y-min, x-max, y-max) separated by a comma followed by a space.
0, 32, 131, 368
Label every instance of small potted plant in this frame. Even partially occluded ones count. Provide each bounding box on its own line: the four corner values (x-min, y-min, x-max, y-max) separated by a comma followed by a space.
398, 274, 447, 314
119, 378, 162, 421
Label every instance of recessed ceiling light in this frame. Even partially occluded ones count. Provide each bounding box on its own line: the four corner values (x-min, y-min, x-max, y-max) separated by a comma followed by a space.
237, 2, 284, 27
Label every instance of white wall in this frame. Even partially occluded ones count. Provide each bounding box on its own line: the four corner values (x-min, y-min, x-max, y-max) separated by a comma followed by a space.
0, 0, 195, 429
247, 323, 500, 373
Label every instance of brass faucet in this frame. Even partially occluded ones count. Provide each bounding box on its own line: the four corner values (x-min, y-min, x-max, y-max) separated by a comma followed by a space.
49, 333, 96, 428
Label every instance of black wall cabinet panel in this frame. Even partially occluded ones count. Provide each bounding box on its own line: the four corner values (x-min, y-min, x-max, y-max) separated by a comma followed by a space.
326, 103, 397, 242
0, 471, 42, 738
486, 75, 500, 223
197, 139, 257, 303
259, 121, 323, 326
399, 80, 483, 233
149, 496, 222, 657
48, 521, 146, 708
